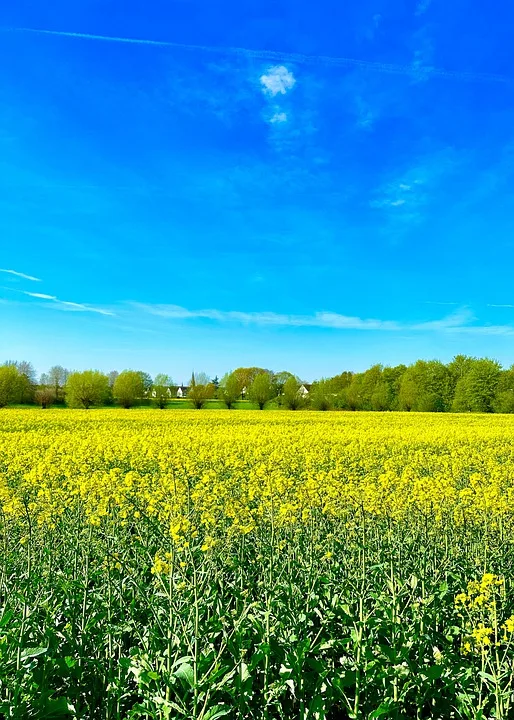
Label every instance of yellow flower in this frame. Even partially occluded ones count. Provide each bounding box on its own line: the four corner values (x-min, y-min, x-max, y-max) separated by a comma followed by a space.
503, 615, 514, 634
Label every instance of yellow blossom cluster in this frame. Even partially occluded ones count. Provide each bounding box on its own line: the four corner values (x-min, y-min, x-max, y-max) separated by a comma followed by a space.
455, 573, 505, 611
3, 409, 514, 542
455, 573, 514, 654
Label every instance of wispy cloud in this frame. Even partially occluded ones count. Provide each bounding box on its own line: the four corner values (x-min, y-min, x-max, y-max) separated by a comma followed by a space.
134, 303, 400, 329
423, 301, 460, 306
410, 308, 475, 330
132, 302, 505, 334
416, 0, 432, 16
269, 111, 288, 124
0, 268, 41, 282
488, 303, 514, 308
370, 149, 461, 233
5, 27, 511, 85
23, 291, 115, 316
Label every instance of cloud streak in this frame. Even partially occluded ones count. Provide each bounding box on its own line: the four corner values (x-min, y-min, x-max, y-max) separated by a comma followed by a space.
23, 291, 115, 316
4, 27, 512, 86
132, 303, 504, 334
0, 268, 41, 282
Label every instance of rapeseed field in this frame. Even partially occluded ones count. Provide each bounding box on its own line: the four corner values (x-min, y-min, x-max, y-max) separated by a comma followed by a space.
2, 409, 514, 718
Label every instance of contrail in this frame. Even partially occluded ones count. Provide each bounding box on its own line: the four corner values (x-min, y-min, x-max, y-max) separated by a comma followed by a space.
3, 26, 512, 85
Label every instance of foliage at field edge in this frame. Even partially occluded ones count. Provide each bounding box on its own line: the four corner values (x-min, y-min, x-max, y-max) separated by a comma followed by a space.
3, 355, 514, 412
2, 409, 514, 718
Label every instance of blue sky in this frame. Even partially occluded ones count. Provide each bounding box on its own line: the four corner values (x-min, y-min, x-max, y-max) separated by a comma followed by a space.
1, 0, 514, 381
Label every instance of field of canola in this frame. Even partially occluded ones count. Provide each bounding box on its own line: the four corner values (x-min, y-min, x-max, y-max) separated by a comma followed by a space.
2, 409, 514, 719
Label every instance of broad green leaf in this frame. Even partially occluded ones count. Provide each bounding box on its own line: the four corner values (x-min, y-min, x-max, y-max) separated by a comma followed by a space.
20, 646, 48, 660
174, 661, 194, 687
203, 705, 231, 720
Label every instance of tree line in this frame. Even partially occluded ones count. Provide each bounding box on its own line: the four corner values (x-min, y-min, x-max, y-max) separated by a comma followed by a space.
1, 356, 514, 412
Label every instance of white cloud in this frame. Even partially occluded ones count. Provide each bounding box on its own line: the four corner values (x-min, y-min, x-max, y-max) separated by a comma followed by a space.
23, 290, 115, 316
25, 292, 56, 300
132, 302, 499, 334
0, 268, 41, 282
260, 66, 296, 96
269, 111, 288, 124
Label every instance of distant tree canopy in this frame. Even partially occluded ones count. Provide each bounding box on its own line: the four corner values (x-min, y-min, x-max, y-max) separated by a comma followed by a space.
153, 374, 172, 409
247, 372, 275, 410
281, 376, 306, 410
232, 367, 271, 395
47, 365, 69, 403
218, 372, 241, 409
188, 373, 215, 409
65, 371, 109, 409
137, 372, 153, 395
6, 354, 514, 413
113, 371, 146, 409
0, 364, 22, 408
310, 379, 334, 411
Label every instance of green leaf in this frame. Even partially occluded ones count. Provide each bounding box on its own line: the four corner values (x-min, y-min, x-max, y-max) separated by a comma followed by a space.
308, 694, 326, 717
369, 701, 395, 718
44, 697, 76, 716
20, 646, 48, 660
424, 665, 444, 681
0, 610, 13, 628
334, 670, 356, 688
174, 661, 194, 687
203, 705, 231, 720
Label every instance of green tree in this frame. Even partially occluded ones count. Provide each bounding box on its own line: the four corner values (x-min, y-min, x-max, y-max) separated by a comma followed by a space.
310, 379, 334, 411
7, 360, 36, 404
218, 372, 241, 409
47, 365, 69, 403
248, 372, 276, 410
399, 360, 451, 412
188, 373, 215, 409
113, 371, 146, 409
0, 364, 22, 407
281, 376, 306, 410
153, 374, 172, 409
327, 371, 354, 393
272, 370, 295, 395
35, 386, 54, 409
137, 371, 153, 396
345, 373, 366, 410
380, 365, 407, 410
233, 367, 271, 398
493, 366, 514, 413
65, 370, 109, 409
452, 358, 501, 412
